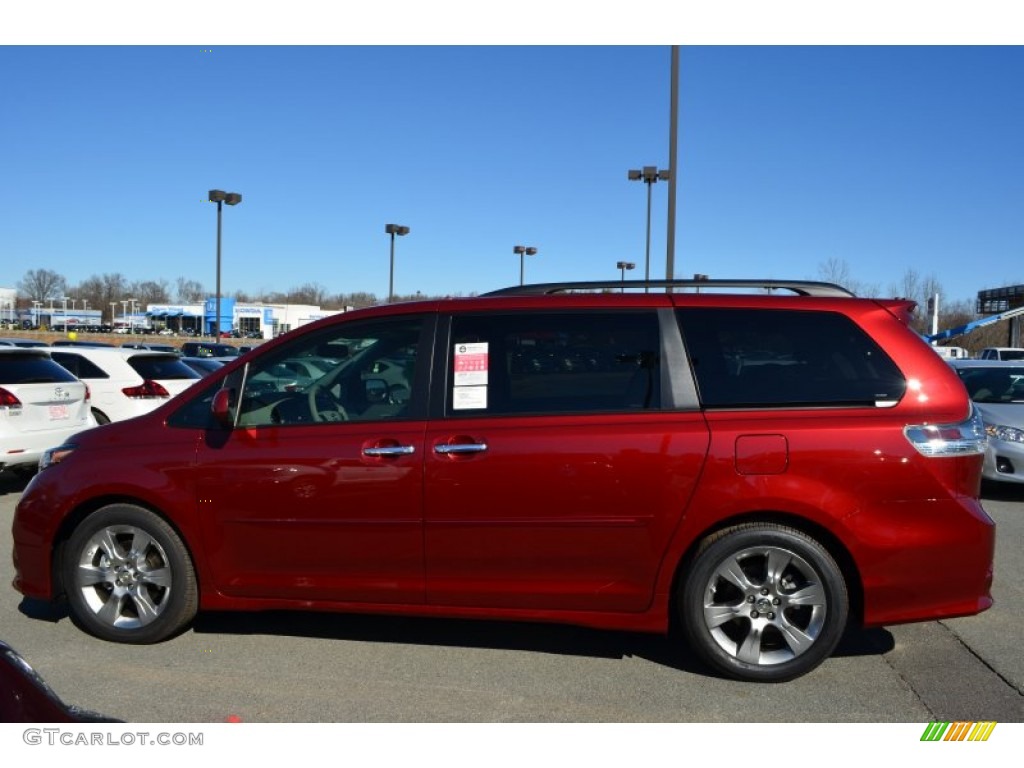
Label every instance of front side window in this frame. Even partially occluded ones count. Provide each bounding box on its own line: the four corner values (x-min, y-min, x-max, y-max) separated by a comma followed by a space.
447, 311, 662, 416
677, 308, 907, 408
229, 316, 425, 427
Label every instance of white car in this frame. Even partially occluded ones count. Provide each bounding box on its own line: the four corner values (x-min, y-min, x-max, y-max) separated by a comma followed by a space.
48, 347, 202, 424
978, 347, 1024, 361
1, 348, 97, 475
949, 359, 1024, 484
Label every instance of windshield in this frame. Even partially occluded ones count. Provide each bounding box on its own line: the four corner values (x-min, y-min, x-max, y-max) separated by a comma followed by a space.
957, 366, 1024, 403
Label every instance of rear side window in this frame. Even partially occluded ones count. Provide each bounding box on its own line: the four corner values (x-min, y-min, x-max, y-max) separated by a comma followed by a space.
677, 308, 906, 408
447, 311, 661, 416
127, 355, 201, 381
0, 353, 79, 384
49, 352, 109, 379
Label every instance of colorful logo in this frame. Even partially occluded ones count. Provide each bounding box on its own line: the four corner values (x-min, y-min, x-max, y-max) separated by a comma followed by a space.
921, 722, 997, 741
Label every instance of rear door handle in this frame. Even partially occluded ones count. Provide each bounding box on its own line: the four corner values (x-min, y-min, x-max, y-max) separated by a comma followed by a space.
433, 442, 488, 455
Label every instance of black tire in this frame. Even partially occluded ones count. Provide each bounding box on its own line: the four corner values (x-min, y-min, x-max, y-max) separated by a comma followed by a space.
62, 504, 198, 644
92, 408, 111, 425
680, 523, 848, 682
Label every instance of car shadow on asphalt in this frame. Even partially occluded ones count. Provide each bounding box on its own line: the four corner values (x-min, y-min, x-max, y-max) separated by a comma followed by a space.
981, 480, 1024, 502
190, 609, 895, 679
17, 593, 895, 680
0, 471, 32, 497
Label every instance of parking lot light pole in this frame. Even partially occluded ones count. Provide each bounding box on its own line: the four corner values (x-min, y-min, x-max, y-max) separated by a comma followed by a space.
110, 302, 117, 327
385, 224, 410, 303
513, 245, 538, 286
616, 261, 636, 292
209, 190, 243, 337
628, 166, 670, 292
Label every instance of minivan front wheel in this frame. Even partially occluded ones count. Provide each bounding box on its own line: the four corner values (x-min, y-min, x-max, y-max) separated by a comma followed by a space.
63, 504, 198, 644
680, 523, 848, 682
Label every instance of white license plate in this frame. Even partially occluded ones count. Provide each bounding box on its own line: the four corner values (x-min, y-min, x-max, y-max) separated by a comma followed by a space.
49, 405, 70, 420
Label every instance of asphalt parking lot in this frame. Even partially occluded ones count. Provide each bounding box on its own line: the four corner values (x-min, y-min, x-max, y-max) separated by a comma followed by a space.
1, 473, 1021, 723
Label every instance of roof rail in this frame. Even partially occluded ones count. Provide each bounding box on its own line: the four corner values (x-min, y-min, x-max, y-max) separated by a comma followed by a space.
483, 279, 856, 298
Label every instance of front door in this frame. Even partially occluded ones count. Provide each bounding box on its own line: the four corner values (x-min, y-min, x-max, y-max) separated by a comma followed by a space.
193, 313, 432, 605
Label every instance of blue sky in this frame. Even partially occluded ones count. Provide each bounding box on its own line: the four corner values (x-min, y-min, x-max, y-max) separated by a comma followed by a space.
2, 40, 1022, 305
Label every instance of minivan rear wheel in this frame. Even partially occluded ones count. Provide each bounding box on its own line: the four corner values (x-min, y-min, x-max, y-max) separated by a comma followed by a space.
63, 504, 197, 644
680, 523, 848, 682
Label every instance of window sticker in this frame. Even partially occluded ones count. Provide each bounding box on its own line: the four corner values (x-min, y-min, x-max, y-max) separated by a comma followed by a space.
454, 342, 489, 386
453, 342, 488, 409
453, 385, 488, 410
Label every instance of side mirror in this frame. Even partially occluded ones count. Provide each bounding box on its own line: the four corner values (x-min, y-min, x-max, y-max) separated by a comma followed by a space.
211, 387, 235, 428
389, 384, 410, 406
365, 378, 388, 403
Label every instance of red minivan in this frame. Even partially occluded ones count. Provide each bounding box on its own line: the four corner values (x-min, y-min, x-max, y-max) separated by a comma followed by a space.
11, 279, 995, 682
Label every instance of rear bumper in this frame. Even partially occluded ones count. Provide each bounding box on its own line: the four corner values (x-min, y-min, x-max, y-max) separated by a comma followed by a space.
853, 496, 995, 626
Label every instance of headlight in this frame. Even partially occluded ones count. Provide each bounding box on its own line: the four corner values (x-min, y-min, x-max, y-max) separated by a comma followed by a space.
38, 443, 77, 471
985, 424, 1024, 443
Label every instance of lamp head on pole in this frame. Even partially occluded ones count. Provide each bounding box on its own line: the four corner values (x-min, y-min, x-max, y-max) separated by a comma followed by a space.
209, 190, 242, 205
627, 167, 671, 184
385, 224, 410, 236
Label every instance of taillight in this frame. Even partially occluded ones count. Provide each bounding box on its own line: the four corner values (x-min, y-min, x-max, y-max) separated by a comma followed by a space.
84, 383, 91, 403
0, 387, 22, 408
904, 406, 987, 457
122, 380, 170, 399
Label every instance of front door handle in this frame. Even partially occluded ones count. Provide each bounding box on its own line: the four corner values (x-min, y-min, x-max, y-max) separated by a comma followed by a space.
363, 445, 416, 457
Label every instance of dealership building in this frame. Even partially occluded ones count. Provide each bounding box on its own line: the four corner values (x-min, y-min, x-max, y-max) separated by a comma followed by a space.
1, 290, 347, 337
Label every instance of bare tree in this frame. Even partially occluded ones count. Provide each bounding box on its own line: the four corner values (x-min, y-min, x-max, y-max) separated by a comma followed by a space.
18, 268, 67, 302
70, 273, 129, 323
175, 277, 205, 303
817, 257, 853, 288
331, 291, 379, 309
287, 282, 329, 306
815, 258, 879, 297
131, 279, 171, 306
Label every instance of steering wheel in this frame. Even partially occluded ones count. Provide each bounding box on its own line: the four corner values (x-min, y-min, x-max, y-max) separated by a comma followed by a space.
307, 382, 350, 422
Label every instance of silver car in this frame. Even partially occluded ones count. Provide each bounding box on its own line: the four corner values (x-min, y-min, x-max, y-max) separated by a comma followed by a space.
950, 359, 1024, 484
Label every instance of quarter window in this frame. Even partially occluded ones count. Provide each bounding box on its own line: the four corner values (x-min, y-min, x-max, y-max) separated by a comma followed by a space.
677, 308, 906, 408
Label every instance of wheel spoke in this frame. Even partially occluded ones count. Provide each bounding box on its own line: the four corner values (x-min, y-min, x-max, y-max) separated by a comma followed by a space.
97, 529, 126, 563
130, 588, 161, 624
715, 556, 754, 591
139, 565, 172, 590
778, 618, 816, 657
786, 581, 826, 607
76, 563, 113, 587
735, 625, 763, 664
704, 602, 742, 629
764, 548, 794, 589
128, 529, 155, 558
96, 591, 126, 624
